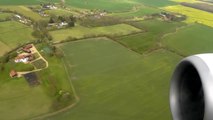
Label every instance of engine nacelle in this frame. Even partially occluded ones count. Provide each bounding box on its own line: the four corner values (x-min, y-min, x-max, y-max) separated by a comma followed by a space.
170, 54, 213, 120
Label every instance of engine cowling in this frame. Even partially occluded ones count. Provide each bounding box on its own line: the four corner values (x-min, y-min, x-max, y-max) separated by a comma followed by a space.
170, 54, 213, 120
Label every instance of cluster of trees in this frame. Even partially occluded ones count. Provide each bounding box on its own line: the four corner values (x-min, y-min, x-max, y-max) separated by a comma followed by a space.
32, 20, 52, 41
151, 12, 186, 22
49, 15, 76, 27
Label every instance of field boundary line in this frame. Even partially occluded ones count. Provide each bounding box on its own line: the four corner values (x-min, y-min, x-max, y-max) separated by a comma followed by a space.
31, 47, 80, 120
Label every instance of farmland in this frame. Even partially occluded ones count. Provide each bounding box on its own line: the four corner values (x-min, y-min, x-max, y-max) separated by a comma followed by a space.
0, 6, 44, 21
0, 0, 213, 120
0, 13, 13, 20
115, 19, 186, 53
162, 23, 213, 56
110, 5, 160, 19
50, 24, 142, 42
0, 21, 35, 56
134, 0, 177, 7
0, 0, 58, 5
64, 0, 138, 12
0, 45, 73, 119
46, 38, 181, 120
162, 5, 213, 27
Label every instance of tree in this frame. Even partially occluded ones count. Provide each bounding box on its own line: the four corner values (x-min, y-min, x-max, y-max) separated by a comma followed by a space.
60, 0, 65, 7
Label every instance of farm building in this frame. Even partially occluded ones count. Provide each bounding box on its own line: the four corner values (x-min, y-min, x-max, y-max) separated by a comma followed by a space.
10, 70, 18, 78
22, 44, 33, 53
14, 54, 34, 63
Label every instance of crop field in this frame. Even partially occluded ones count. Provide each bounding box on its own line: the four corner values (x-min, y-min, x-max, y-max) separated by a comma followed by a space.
0, 13, 13, 20
0, 21, 35, 56
45, 38, 182, 120
0, 42, 10, 56
50, 24, 142, 42
163, 5, 213, 27
162, 23, 213, 56
0, 6, 44, 21
110, 5, 160, 19
64, 0, 138, 12
134, 0, 177, 7
115, 19, 186, 53
0, 0, 58, 5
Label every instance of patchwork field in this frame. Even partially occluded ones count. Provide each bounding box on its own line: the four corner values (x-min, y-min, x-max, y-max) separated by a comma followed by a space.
50, 24, 142, 42
162, 23, 213, 56
45, 38, 182, 120
115, 19, 186, 53
0, 21, 35, 56
163, 5, 213, 27
110, 5, 160, 19
64, 0, 138, 12
134, 0, 177, 7
0, 6, 44, 21
0, 0, 58, 5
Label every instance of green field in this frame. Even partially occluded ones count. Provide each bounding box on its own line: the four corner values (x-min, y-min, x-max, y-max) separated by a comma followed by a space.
162, 23, 213, 56
0, 0, 58, 5
64, 0, 138, 12
110, 5, 160, 19
115, 19, 186, 53
0, 6, 44, 21
50, 24, 142, 42
0, 13, 13, 20
0, 21, 35, 56
134, 0, 177, 7
45, 38, 181, 120
0, 60, 51, 120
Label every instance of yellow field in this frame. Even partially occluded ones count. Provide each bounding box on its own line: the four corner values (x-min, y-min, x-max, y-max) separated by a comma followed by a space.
0, 6, 44, 21
163, 5, 213, 27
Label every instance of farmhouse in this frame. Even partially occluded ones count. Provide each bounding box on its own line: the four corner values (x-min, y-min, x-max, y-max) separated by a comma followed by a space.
15, 54, 34, 63
15, 55, 29, 63
22, 44, 33, 53
10, 70, 18, 78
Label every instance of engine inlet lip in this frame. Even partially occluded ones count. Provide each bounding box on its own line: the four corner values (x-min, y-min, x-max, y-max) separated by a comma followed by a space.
170, 55, 213, 120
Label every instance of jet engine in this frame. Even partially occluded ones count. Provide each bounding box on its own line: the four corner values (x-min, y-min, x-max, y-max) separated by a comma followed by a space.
170, 54, 213, 120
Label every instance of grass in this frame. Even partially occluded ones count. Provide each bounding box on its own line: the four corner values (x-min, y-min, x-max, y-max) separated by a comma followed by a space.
0, 45, 73, 119
0, 21, 35, 56
0, 42, 10, 56
50, 24, 142, 42
115, 19, 186, 53
0, 61, 52, 120
162, 5, 213, 27
110, 5, 160, 19
134, 0, 177, 7
0, 13, 13, 20
0, 6, 44, 21
0, 0, 58, 5
65, 0, 138, 12
45, 9, 78, 16
45, 37, 182, 120
162, 23, 213, 56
